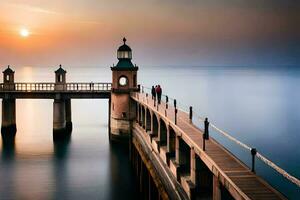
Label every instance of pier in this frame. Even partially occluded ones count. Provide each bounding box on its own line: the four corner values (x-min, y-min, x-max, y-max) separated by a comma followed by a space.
1, 38, 298, 199
131, 91, 287, 200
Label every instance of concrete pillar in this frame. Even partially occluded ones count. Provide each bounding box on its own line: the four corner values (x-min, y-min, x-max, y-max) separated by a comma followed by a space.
53, 99, 66, 139
65, 99, 72, 132
213, 175, 221, 200
150, 113, 154, 134
190, 148, 196, 185
177, 138, 191, 172
146, 111, 151, 132
141, 107, 145, 128
175, 135, 181, 164
136, 103, 140, 123
1, 98, 16, 136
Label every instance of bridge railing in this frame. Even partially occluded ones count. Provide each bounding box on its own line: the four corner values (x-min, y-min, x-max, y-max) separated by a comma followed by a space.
138, 85, 300, 190
66, 83, 111, 91
0, 83, 112, 92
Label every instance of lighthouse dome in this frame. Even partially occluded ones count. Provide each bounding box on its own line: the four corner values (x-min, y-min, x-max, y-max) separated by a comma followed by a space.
117, 37, 132, 60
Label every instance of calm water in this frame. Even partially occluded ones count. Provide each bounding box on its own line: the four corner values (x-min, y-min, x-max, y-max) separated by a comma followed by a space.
0, 65, 299, 199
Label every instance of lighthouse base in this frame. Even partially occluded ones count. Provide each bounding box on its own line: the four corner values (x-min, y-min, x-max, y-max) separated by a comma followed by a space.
110, 117, 132, 142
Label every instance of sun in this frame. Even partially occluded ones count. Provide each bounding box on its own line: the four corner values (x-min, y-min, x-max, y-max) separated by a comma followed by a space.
20, 28, 30, 38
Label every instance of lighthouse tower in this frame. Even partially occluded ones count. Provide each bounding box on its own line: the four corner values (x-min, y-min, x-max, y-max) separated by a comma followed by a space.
110, 38, 139, 140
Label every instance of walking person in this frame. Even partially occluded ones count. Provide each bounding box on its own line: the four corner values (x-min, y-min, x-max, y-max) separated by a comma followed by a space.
156, 85, 162, 104
151, 86, 156, 100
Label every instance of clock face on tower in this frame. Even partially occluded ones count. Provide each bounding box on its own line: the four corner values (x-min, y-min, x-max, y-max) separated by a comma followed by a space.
119, 76, 128, 86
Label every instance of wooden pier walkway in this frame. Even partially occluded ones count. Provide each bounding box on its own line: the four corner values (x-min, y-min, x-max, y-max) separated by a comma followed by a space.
131, 92, 286, 200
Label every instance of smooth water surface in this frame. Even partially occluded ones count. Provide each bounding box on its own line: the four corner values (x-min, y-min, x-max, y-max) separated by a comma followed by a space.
0, 65, 299, 199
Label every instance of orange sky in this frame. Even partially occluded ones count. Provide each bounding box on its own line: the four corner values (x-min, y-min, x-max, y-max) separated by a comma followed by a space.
0, 0, 298, 67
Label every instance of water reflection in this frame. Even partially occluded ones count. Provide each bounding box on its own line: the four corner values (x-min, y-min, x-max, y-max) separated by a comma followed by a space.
53, 137, 71, 160
0, 135, 16, 199
52, 137, 71, 200
108, 143, 138, 200
1, 135, 16, 161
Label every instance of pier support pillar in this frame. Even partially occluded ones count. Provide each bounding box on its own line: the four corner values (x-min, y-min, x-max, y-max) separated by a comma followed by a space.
65, 99, 72, 132
170, 135, 182, 180
1, 98, 16, 137
176, 136, 184, 165
53, 99, 67, 139
110, 94, 137, 141
213, 175, 221, 200
190, 148, 196, 185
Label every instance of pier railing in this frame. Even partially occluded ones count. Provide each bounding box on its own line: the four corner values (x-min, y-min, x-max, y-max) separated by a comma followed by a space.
0, 83, 112, 92
140, 85, 300, 189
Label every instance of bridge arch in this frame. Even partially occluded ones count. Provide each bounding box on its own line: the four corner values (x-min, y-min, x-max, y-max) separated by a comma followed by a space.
145, 108, 151, 132
168, 125, 176, 161
193, 153, 214, 198
152, 113, 159, 138
139, 104, 145, 128
159, 118, 167, 147
178, 138, 191, 176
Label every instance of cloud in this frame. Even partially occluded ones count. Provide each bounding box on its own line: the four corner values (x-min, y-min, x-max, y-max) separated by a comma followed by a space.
3, 2, 61, 15
2, 2, 103, 26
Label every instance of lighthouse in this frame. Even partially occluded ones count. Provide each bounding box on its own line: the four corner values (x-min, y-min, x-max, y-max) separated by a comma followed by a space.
110, 38, 139, 140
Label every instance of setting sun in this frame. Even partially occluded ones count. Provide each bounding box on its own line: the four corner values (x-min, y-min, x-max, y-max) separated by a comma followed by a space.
20, 28, 30, 37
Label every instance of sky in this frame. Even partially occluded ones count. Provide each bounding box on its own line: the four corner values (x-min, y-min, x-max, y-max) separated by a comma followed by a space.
0, 0, 299, 67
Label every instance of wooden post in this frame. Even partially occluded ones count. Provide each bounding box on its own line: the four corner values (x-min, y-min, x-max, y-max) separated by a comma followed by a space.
166, 96, 169, 109
204, 118, 209, 140
189, 106, 193, 122
251, 148, 257, 173
146, 93, 148, 104
138, 84, 141, 92
202, 133, 206, 151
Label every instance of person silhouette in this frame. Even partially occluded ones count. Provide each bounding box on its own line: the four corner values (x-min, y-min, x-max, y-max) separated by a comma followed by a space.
156, 85, 162, 104
151, 86, 156, 100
